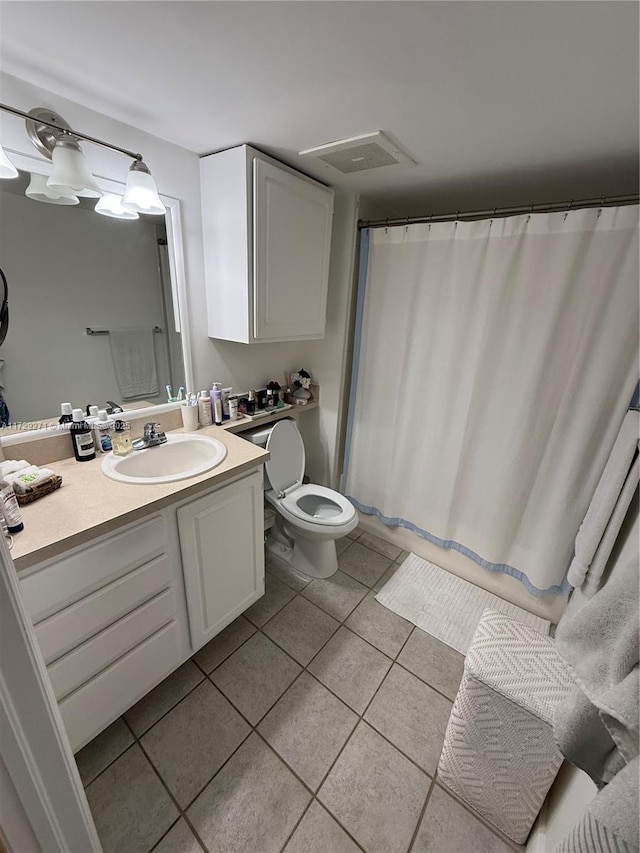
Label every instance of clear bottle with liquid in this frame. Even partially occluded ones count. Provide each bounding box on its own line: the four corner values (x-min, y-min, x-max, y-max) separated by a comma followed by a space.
111, 421, 133, 456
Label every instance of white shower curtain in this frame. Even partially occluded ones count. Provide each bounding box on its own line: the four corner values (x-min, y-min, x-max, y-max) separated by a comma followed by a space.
344, 206, 639, 596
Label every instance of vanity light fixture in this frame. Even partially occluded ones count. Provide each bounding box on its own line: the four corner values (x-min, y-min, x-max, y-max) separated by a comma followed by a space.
122, 160, 165, 215
25, 172, 79, 205
0, 142, 18, 179
95, 192, 139, 220
47, 137, 103, 199
0, 103, 165, 216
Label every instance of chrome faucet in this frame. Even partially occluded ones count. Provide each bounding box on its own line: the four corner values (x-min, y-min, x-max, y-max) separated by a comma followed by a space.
132, 422, 167, 450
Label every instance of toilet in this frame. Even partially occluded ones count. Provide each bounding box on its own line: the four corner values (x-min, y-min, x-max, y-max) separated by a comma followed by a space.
248, 418, 357, 578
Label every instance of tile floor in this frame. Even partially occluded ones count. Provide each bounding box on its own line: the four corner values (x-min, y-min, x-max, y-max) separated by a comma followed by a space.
76, 527, 523, 853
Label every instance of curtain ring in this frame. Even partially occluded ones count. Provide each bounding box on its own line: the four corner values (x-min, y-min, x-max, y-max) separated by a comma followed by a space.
598, 195, 605, 218
563, 199, 573, 222
385, 218, 389, 234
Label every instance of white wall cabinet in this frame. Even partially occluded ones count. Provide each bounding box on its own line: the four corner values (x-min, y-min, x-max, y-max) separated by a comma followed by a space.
201, 144, 334, 343
19, 468, 264, 752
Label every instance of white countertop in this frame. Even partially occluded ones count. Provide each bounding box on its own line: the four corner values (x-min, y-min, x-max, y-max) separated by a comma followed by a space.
11, 424, 269, 572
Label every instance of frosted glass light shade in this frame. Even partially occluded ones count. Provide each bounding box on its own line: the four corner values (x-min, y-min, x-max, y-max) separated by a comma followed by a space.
122, 167, 165, 215
0, 143, 18, 179
26, 172, 79, 205
47, 140, 103, 198
95, 193, 139, 220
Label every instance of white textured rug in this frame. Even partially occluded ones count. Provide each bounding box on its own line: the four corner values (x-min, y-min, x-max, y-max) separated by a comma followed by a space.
375, 553, 550, 655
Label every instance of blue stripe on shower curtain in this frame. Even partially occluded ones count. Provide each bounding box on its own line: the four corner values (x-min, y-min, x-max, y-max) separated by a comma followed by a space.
341, 225, 589, 600
346, 496, 572, 598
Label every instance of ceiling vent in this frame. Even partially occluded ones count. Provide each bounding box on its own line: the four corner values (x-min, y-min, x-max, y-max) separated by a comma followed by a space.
298, 131, 416, 174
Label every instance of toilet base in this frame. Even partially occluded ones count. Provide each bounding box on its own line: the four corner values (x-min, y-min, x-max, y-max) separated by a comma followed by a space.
266, 519, 339, 579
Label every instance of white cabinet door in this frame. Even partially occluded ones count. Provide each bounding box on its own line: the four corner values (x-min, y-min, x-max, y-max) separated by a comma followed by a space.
177, 471, 264, 652
253, 158, 333, 341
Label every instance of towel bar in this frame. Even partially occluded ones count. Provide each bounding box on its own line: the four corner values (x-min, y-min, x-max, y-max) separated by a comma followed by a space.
86, 326, 162, 336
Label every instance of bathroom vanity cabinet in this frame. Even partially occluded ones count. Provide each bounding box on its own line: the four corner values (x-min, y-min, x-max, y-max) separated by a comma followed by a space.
18, 468, 264, 752
201, 144, 334, 343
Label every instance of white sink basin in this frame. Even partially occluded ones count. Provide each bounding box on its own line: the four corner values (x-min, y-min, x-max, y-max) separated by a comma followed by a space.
101, 433, 227, 484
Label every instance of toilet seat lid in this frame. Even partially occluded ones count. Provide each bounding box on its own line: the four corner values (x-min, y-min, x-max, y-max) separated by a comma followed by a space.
265, 419, 305, 494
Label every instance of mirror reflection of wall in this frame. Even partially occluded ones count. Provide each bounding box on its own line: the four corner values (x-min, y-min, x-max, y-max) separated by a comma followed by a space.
0, 170, 184, 425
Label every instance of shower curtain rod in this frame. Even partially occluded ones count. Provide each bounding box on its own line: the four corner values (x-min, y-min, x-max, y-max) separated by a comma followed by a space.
358, 192, 639, 230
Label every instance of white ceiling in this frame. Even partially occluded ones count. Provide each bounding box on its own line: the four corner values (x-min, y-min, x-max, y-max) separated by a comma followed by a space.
1, 1, 638, 216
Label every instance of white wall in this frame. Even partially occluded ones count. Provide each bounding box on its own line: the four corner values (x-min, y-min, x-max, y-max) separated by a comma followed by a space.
0, 72, 357, 483
0, 186, 174, 422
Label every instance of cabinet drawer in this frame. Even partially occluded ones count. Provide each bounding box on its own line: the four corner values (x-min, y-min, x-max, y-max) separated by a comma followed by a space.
35, 555, 172, 665
20, 515, 166, 624
61, 620, 183, 753
48, 588, 175, 701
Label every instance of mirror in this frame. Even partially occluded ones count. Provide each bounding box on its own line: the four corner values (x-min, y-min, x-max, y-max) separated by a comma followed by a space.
0, 165, 190, 432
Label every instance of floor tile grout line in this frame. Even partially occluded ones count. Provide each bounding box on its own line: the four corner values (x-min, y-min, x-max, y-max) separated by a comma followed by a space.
120, 716, 210, 853
191, 622, 258, 679
276, 798, 316, 853
147, 815, 183, 853
125, 666, 208, 740
407, 775, 437, 853
82, 738, 139, 790
245, 584, 298, 630
394, 657, 459, 705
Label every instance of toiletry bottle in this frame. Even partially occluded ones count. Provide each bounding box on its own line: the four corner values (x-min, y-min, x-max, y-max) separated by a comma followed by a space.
228, 395, 239, 420
222, 387, 232, 420
266, 388, 275, 409
94, 409, 114, 453
87, 405, 99, 419
0, 478, 24, 533
198, 391, 213, 426
247, 390, 257, 415
70, 409, 96, 462
211, 384, 223, 426
111, 421, 133, 456
59, 402, 73, 425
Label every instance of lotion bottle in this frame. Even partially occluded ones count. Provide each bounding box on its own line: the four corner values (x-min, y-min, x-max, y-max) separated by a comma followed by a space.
198, 391, 213, 426
0, 478, 24, 533
211, 383, 223, 426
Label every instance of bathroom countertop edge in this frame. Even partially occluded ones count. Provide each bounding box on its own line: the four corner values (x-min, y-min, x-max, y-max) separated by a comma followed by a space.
11, 425, 269, 573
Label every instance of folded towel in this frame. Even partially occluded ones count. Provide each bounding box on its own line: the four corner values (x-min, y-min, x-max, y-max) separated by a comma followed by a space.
554, 757, 639, 853
109, 328, 159, 401
555, 506, 639, 786
567, 410, 639, 589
